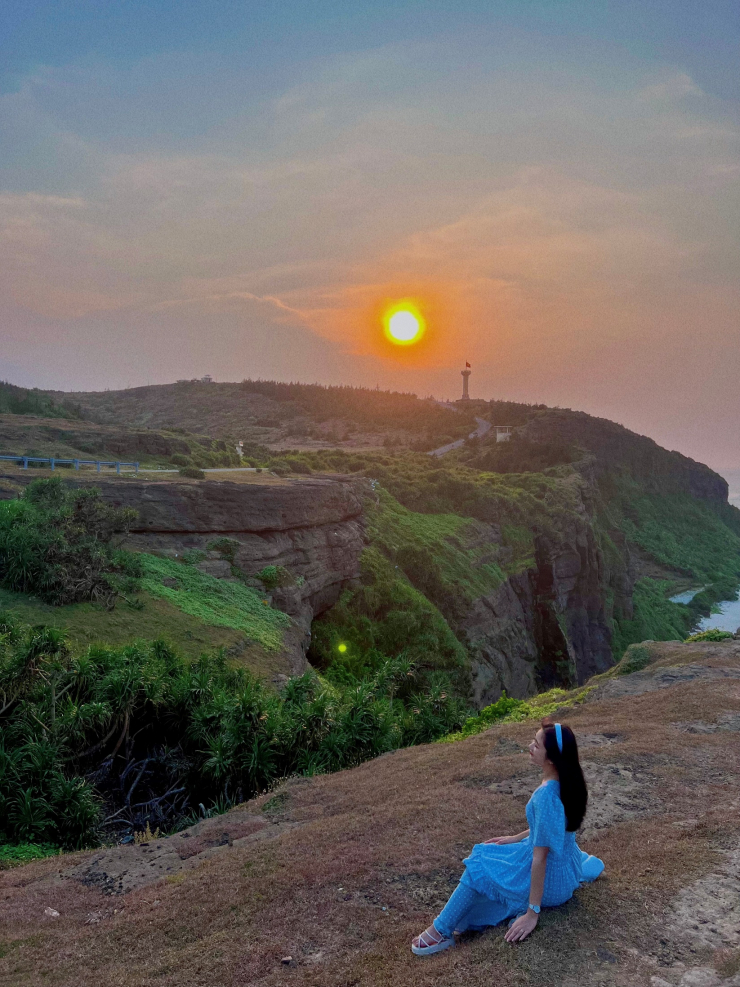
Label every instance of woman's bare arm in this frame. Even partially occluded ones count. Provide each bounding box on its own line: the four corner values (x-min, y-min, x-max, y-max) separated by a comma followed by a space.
484, 829, 530, 845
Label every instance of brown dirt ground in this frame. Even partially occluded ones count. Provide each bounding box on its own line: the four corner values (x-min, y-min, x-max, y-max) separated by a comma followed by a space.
2, 641, 740, 987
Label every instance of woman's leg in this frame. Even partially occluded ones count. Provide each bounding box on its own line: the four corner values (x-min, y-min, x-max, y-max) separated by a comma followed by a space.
433, 881, 489, 939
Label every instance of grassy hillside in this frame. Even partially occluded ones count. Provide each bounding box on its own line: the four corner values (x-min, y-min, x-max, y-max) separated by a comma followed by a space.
0, 549, 297, 675
1, 401, 740, 862
0, 587, 248, 659
596, 472, 740, 654
0, 381, 81, 420
50, 380, 476, 452
285, 444, 740, 674
0, 413, 241, 470
0, 478, 296, 676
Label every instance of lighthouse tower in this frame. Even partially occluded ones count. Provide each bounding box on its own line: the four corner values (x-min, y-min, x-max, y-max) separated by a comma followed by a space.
460, 363, 471, 401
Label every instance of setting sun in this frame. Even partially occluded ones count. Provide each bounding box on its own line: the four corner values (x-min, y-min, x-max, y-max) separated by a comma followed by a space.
383, 302, 426, 346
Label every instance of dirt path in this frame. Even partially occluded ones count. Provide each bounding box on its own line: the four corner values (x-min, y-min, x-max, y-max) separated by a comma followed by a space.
428, 416, 492, 457
2, 640, 740, 986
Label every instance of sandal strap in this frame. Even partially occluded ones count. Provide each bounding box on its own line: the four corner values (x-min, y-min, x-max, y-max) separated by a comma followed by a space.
419, 928, 444, 948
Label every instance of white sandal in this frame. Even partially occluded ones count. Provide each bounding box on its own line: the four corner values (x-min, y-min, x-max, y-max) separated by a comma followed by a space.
411, 926, 454, 956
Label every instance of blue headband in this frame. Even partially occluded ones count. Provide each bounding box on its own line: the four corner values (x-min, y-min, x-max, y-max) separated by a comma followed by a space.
554, 723, 563, 753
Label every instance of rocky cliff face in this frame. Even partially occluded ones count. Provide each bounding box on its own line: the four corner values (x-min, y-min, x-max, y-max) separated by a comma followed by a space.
114, 475, 371, 674
460, 471, 629, 707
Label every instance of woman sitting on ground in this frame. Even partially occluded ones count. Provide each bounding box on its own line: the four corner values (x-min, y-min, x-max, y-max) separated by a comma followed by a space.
411, 719, 604, 954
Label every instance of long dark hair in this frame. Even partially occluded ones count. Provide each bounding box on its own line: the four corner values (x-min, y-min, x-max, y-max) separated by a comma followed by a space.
541, 719, 587, 831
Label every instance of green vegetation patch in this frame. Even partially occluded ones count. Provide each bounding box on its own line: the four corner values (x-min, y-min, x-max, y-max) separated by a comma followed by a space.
0, 586, 248, 659
611, 578, 693, 657
274, 447, 580, 537
0, 381, 81, 420
685, 628, 734, 643
616, 643, 655, 675
139, 554, 290, 653
256, 565, 292, 589
309, 547, 470, 690
0, 477, 137, 606
440, 684, 595, 743
0, 842, 60, 866
0, 614, 468, 847
603, 474, 740, 586
368, 488, 506, 601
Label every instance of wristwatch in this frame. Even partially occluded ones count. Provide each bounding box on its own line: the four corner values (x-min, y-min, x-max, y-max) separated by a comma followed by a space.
528, 903, 541, 914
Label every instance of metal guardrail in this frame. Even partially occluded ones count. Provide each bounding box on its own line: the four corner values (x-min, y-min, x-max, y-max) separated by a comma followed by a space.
0, 455, 139, 474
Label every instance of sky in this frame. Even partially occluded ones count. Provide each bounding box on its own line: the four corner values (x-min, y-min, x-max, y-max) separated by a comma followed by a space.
1, 1, 739, 470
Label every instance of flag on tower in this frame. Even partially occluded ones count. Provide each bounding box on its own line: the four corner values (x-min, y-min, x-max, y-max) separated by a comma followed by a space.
465, 362, 471, 368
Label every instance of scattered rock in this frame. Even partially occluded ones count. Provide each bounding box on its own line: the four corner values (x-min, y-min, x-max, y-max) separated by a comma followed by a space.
598, 664, 740, 700
485, 736, 528, 757
577, 732, 623, 747
196, 559, 233, 579
43, 907, 60, 918
667, 848, 740, 950
596, 946, 618, 963
673, 712, 740, 734
579, 761, 661, 838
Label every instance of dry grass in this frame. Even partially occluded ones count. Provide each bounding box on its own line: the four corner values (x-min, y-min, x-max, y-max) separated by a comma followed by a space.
2, 640, 740, 986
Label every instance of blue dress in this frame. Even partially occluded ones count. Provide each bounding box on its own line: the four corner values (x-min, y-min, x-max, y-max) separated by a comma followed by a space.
455, 779, 604, 931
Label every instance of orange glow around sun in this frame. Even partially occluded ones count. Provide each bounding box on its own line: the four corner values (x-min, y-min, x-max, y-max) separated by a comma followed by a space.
383, 301, 426, 346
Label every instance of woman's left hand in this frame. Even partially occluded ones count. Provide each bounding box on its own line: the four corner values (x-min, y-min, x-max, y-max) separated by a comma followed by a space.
504, 910, 538, 943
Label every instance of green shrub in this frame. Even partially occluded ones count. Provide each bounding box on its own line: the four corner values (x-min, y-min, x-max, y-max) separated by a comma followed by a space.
0, 478, 137, 607
256, 565, 291, 589
618, 644, 654, 675
179, 467, 205, 479
447, 692, 527, 741
309, 547, 470, 693
170, 454, 190, 467
0, 615, 468, 846
0, 381, 80, 420
207, 538, 241, 563
612, 579, 692, 656
440, 683, 595, 743
180, 549, 207, 566
685, 628, 733, 643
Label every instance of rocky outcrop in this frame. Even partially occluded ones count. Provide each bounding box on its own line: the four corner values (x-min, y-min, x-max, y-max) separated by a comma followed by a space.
463, 571, 540, 705
115, 475, 371, 673
460, 472, 629, 706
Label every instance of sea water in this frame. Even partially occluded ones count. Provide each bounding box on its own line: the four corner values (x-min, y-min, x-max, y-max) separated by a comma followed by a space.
669, 589, 703, 605
668, 586, 740, 634
696, 596, 740, 634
